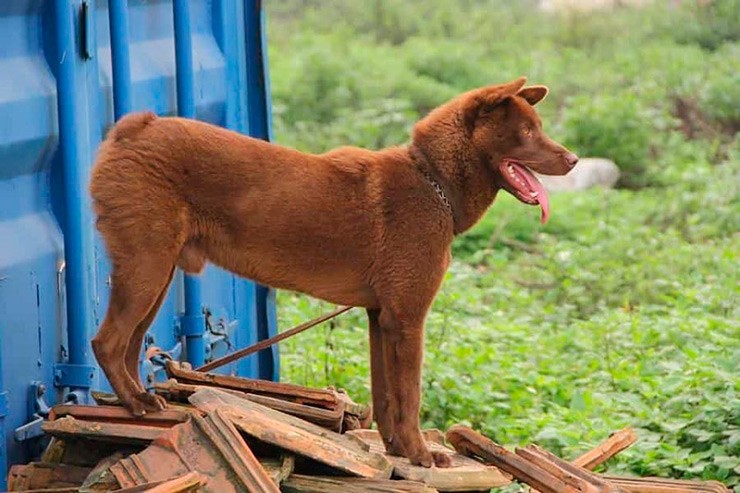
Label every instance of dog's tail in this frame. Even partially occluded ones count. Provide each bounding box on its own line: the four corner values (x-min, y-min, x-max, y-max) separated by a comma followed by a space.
106, 111, 157, 142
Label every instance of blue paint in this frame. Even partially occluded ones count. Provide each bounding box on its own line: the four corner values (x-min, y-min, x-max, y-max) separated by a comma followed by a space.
0, 0, 278, 475
108, 0, 132, 118
51, 0, 97, 393
173, 0, 206, 369
244, 0, 280, 380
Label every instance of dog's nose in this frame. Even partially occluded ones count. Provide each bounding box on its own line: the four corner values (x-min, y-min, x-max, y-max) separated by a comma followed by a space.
564, 152, 579, 168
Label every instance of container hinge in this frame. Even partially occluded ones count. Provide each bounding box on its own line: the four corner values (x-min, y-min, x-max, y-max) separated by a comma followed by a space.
14, 382, 51, 442
53, 363, 97, 389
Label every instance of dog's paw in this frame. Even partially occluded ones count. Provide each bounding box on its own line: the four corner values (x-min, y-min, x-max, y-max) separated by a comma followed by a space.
408, 449, 434, 468
383, 439, 406, 458
432, 451, 453, 468
129, 391, 168, 415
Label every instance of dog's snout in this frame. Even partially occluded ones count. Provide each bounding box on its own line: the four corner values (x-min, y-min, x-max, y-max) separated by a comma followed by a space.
564, 152, 579, 168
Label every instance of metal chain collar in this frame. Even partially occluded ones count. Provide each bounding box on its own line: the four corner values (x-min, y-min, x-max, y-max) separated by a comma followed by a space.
421, 170, 453, 213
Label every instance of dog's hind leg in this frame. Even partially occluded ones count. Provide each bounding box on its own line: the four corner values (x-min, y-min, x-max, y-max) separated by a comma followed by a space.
124, 266, 176, 398
367, 308, 401, 455
92, 254, 178, 416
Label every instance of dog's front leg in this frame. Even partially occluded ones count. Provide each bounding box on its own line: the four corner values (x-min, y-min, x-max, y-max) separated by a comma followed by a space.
367, 309, 402, 455
379, 308, 452, 468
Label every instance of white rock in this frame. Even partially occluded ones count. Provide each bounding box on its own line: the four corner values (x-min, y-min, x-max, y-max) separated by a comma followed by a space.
535, 157, 620, 193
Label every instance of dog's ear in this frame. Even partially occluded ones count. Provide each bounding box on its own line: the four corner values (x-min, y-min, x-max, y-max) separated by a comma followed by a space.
517, 85, 549, 106
463, 77, 528, 134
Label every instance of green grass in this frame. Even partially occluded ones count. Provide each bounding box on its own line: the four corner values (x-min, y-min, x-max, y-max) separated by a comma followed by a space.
265, 0, 739, 487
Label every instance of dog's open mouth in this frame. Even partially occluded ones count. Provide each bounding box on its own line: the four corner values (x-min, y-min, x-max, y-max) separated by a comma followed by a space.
498, 160, 550, 224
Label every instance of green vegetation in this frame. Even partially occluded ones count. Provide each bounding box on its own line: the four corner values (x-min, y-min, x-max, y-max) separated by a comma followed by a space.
266, 1, 739, 487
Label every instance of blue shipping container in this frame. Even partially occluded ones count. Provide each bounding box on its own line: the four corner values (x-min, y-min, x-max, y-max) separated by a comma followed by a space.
0, 0, 278, 481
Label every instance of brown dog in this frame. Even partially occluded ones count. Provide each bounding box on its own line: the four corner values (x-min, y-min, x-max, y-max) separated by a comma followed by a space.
89, 76, 577, 467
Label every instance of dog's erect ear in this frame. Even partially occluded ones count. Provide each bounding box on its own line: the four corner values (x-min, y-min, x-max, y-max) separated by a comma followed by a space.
463, 77, 528, 133
517, 85, 549, 106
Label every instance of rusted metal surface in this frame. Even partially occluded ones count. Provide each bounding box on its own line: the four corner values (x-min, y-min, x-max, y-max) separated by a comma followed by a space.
348, 429, 509, 491
601, 476, 731, 493
189, 387, 393, 479
49, 404, 192, 428
42, 416, 166, 446
196, 306, 354, 373
573, 428, 638, 470
7, 462, 91, 491
104, 410, 279, 493
281, 474, 438, 493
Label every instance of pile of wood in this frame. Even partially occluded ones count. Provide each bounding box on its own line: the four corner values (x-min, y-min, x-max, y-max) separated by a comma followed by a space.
6, 362, 731, 493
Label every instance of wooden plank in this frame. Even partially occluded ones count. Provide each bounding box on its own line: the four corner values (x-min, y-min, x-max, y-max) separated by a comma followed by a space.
102, 411, 279, 493
281, 474, 438, 493
155, 379, 345, 431
573, 429, 638, 470
259, 455, 295, 486
42, 417, 165, 445
189, 387, 393, 479
167, 361, 339, 408
601, 476, 731, 493
348, 429, 510, 491
445, 424, 575, 493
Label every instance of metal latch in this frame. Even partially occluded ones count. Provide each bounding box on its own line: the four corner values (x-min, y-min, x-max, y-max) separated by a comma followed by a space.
14, 382, 51, 442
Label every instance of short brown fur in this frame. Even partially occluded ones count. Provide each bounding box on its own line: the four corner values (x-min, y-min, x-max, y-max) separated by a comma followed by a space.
89, 77, 577, 467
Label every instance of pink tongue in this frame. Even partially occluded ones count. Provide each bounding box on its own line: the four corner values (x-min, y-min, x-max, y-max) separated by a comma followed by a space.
514, 164, 550, 224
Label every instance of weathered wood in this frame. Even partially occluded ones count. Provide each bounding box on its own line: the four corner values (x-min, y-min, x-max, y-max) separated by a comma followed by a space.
259, 455, 295, 486
348, 429, 510, 491
6, 462, 91, 491
189, 387, 393, 479
140, 472, 206, 493
601, 476, 731, 493
104, 411, 279, 493
516, 446, 603, 493
155, 379, 345, 431
573, 429, 638, 470
445, 424, 577, 493
42, 417, 165, 446
49, 404, 191, 428
281, 474, 438, 493
168, 361, 339, 409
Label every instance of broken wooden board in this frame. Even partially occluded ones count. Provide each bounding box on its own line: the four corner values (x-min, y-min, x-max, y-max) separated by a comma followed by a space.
155, 379, 345, 431
601, 476, 731, 493
259, 455, 295, 486
42, 416, 166, 446
517, 444, 625, 493
348, 429, 510, 491
103, 410, 279, 493
49, 404, 192, 428
446, 424, 582, 493
573, 428, 638, 470
7, 461, 91, 491
189, 387, 393, 479
167, 361, 339, 408
126, 472, 206, 493
281, 474, 438, 493
166, 361, 372, 429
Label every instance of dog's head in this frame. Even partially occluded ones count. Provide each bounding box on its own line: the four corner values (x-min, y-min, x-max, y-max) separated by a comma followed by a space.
412, 77, 578, 224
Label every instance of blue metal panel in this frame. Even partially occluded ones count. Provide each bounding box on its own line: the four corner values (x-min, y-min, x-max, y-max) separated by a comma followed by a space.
0, 0, 277, 480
